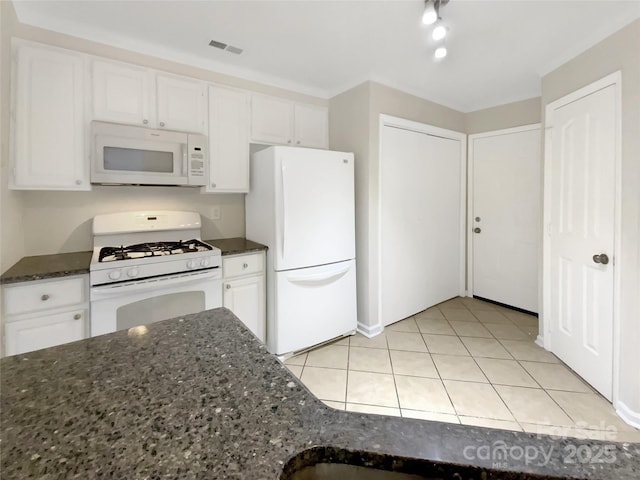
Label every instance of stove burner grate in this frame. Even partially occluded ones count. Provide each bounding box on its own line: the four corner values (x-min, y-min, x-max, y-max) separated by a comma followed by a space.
98, 239, 212, 262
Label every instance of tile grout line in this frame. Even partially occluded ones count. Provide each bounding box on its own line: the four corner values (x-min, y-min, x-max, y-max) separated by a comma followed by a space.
345, 336, 352, 407
386, 330, 404, 415
460, 301, 525, 425
429, 306, 462, 421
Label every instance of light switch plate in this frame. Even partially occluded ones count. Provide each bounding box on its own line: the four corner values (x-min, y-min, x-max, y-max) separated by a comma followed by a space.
211, 206, 221, 220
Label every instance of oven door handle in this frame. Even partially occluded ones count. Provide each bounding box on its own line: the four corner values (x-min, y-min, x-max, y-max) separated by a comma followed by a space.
91, 269, 220, 299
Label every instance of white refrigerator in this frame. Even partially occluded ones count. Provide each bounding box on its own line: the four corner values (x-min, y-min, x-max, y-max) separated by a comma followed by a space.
246, 146, 357, 356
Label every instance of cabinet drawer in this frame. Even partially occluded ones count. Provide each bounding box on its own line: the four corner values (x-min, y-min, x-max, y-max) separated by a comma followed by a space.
4, 276, 86, 317
5, 308, 86, 356
223, 253, 264, 279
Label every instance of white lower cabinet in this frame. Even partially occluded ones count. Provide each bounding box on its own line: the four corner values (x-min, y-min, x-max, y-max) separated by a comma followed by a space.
3, 276, 89, 356
222, 252, 266, 342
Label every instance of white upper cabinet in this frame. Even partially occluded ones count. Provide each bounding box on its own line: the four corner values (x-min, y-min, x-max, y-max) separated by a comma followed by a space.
92, 59, 152, 126
294, 103, 329, 149
205, 85, 250, 193
251, 94, 294, 145
91, 59, 207, 134
11, 41, 89, 190
250, 94, 328, 149
156, 74, 207, 134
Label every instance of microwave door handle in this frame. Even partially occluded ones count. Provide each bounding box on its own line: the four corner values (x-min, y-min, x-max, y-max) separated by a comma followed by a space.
182, 144, 188, 177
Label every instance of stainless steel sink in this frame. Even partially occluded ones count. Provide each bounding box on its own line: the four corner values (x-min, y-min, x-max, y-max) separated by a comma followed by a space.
287, 462, 441, 480
280, 447, 558, 480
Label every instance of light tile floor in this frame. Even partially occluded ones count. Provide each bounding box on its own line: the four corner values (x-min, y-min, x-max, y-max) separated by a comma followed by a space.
284, 296, 640, 443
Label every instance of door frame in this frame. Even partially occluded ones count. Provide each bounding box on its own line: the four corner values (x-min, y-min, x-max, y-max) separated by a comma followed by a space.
466, 123, 542, 302
377, 114, 467, 330
542, 71, 622, 403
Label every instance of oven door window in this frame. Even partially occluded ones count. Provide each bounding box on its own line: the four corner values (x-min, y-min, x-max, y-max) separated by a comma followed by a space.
115, 291, 205, 331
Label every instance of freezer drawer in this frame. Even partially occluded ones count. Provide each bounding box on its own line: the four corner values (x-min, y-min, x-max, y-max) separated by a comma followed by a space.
271, 259, 357, 355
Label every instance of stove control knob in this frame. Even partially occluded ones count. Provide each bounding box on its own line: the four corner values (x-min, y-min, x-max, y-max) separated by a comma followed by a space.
200, 258, 209, 267
127, 267, 139, 278
109, 270, 122, 281
187, 260, 196, 269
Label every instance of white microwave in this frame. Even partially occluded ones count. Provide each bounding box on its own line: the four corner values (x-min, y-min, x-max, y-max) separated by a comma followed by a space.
91, 121, 207, 186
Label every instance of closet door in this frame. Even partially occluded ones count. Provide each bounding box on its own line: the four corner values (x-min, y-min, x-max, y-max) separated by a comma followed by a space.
380, 124, 463, 326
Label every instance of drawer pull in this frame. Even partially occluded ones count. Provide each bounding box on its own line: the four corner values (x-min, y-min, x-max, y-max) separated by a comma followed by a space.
73, 313, 82, 320
41, 294, 50, 301
243, 263, 248, 269
225, 284, 231, 290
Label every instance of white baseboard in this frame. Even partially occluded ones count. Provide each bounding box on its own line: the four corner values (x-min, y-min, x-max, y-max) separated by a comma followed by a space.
535, 334, 545, 348
615, 400, 640, 429
357, 322, 383, 338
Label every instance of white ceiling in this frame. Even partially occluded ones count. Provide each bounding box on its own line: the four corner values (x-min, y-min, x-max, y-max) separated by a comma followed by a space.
12, 0, 640, 112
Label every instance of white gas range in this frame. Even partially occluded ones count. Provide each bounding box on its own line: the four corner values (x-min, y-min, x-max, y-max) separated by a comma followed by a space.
89, 211, 222, 336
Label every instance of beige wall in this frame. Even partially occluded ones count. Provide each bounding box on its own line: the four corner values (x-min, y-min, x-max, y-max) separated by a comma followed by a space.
329, 83, 371, 331
21, 188, 246, 255
466, 97, 541, 134
0, 1, 329, 268
542, 19, 640, 420
329, 81, 466, 331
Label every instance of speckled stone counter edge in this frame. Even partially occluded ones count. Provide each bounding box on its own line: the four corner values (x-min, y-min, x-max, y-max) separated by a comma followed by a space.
0, 251, 92, 284
2, 308, 638, 480
205, 237, 268, 256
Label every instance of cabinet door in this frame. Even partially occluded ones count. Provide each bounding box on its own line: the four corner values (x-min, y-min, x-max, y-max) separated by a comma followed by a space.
206, 85, 249, 192
92, 59, 152, 126
223, 275, 265, 342
294, 104, 328, 149
250, 94, 294, 145
156, 74, 207, 133
5, 309, 87, 356
12, 44, 89, 190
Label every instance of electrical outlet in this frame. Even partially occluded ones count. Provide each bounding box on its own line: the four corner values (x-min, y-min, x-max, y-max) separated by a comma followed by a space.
211, 206, 221, 220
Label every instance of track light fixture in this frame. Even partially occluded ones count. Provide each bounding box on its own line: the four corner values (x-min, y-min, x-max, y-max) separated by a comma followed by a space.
422, 0, 450, 60
422, 1, 438, 25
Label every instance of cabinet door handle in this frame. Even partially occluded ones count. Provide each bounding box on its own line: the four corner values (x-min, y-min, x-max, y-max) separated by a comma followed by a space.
160, 121, 165, 127
243, 263, 248, 269
73, 313, 82, 320
296, 141, 300, 145
41, 294, 50, 301
143, 119, 149, 125
225, 284, 231, 289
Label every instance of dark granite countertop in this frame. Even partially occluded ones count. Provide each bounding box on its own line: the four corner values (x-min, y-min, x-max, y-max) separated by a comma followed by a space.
0, 251, 92, 284
0, 238, 266, 284
1, 308, 638, 479
205, 237, 268, 256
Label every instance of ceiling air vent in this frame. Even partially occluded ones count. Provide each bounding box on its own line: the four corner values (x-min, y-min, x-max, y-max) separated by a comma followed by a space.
209, 39, 243, 55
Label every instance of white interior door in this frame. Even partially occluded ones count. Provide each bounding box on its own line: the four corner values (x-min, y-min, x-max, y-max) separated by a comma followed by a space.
547, 83, 616, 400
381, 124, 463, 326
275, 149, 356, 271
471, 126, 541, 312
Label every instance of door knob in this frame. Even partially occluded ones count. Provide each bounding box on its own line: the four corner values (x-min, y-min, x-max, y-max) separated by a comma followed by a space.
473, 227, 481, 234
593, 253, 609, 265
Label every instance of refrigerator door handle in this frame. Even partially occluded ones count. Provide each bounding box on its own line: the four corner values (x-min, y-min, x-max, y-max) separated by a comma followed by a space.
286, 264, 351, 285
280, 162, 286, 259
